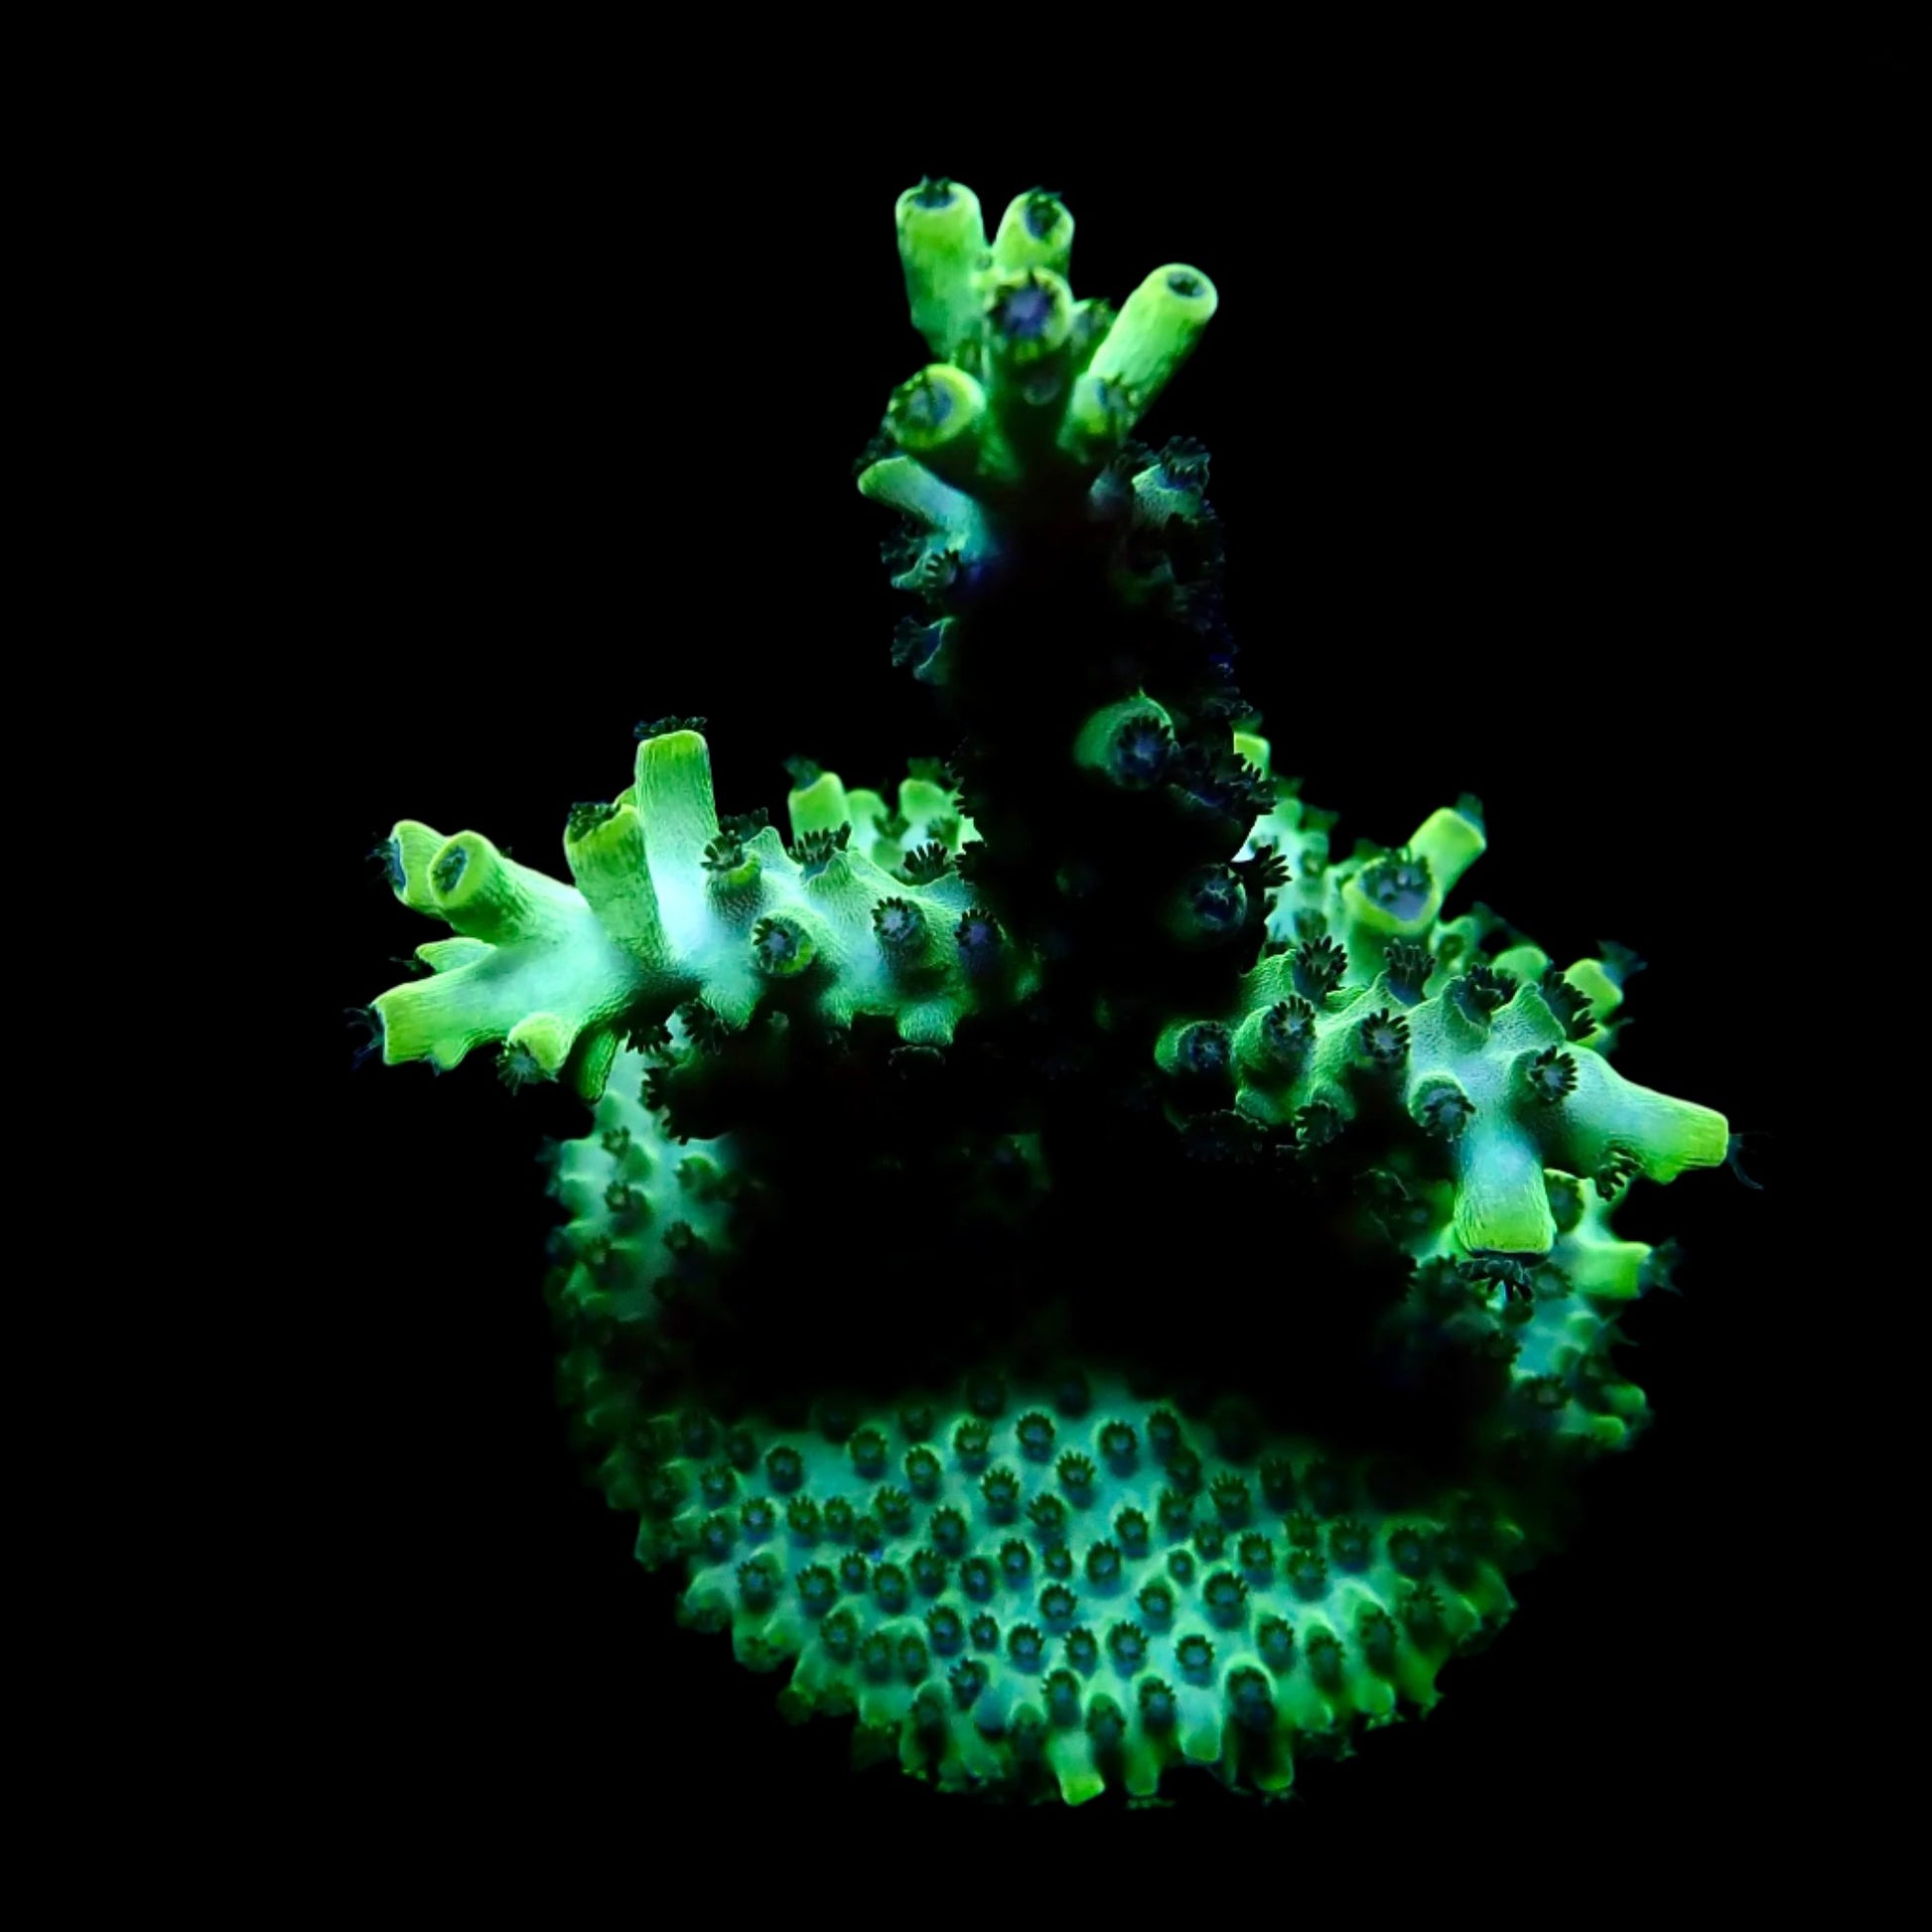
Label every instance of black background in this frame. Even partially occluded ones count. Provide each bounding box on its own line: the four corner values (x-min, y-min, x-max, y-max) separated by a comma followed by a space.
311, 119, 1808, 1862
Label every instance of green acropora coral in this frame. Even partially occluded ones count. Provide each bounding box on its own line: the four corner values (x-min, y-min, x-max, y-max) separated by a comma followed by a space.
359, 178, 1729, 1805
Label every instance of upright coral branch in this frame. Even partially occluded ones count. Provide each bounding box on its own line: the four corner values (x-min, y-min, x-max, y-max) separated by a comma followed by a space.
369, 728, 1030, 1097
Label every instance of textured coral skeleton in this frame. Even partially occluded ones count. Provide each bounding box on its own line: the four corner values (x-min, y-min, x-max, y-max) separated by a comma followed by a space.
359, 178, 1728, 1804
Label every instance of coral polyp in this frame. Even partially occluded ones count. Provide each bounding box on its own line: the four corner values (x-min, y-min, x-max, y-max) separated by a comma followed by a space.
357, 177, 1728, 1805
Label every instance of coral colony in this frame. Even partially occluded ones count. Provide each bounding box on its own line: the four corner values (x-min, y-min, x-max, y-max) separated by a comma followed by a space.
360, 180, 1727, 1803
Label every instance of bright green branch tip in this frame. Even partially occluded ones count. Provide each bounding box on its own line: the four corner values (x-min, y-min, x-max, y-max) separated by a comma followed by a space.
371, 730, 1028, 1097
870, 178, 1218, 523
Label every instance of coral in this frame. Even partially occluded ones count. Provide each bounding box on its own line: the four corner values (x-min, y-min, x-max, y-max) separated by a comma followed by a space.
355, 178, 1730, 1805
373, 740, 1021, 1095
638, 1370, 1513, 1805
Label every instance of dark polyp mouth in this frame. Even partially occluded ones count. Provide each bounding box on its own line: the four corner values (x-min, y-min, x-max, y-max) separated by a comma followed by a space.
1178, 1023, 1231, 1076
1088, 376, 1131, 426
1366, 855, 1432, 920
1167, 269, 1203, 298
994, 280, 1056, 341
757, 919, 801, 968
898, 376, 953, 432
912, 176, 955, 208
874, 899, 920, 945
567, 798, 621, 842
1190, 870, 1243, 928
1527, 1045, 1578, 1101
1264, 1000, 1313, 1055
1023, 191, 1059, 239
956, 912, 1000, 957
1156, 436, 1210, 486
1293, 937, 1347, 1000
431, 843, 468, 896
1362, 1012, 1409, 1063
1418, 1083, 1473, 1136
1111, 716, 1171, 784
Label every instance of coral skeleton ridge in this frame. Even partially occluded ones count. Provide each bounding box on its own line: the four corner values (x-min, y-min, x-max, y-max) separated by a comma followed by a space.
361, 179, 1727, 1805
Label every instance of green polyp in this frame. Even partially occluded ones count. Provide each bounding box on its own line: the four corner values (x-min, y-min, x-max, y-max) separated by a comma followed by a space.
1056, 369, 1141, 465
992, 189, 1072, 277
386, 819, 447, 912
752, 915, 816, 979
1552, 1214, 1651, 1301
370, 966, 491, 1069
896, 179, 988, 363
1233, 1000, 1311, 1087
1231, 732, 1271, 777
800, 851, 873, 918
564, 803, 665, 960
1453, 1116, 1560, 1254
705, 847, 761, 897
1082, 264, 1218, 425
1341, 860, 1436, 942
1491, 943, 1554, 988
897, 775, 955, 829
428, 832, 541, 944
370, 797, 669, 1089
1563, 1058, 1730, 1183
1563, 956, 1627, 1028
985, 268, 1073, 364
1518, 1044, 1577, 1105
787, 769, 850, 841
1169, 866, 1247, 946
855, 454, 978, 534
1152, 1016, 1205, 1078
1409, 805, 1486, 897
414, 936, 489, 974
1411, 1077, 1475, 1140
842, 786, 888, 845
889, 366, 1005, 495
889, 366, 976, 447
566, 1028, 619, 1102
872, 897, 928, 959
1073, 693, 1173, 785
634, 729, 720, 870
370, 886, 638, 1075
1342, 807, 1485, 942
1434, 980, 1499, 1050
1056, 294, 1108, 368
1493, 980, 1569, 1049
505, 1010, 576, 1081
